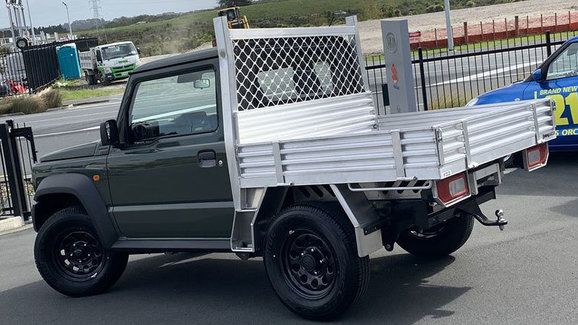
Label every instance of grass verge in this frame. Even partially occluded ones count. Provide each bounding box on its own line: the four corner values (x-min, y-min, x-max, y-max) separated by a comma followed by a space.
59, 87, 125, 103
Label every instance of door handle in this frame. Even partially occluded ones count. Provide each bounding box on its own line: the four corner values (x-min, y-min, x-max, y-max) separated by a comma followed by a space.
198, 150, 217, 168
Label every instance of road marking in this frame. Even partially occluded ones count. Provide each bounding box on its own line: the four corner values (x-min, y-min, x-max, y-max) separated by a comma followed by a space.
36, 126, 100, 138
17, 111, 115, 125
431, 61, 540, 86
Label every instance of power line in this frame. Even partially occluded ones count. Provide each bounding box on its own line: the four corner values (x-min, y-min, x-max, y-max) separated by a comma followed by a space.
89, 0, 102, 20
88, 0, 107, 42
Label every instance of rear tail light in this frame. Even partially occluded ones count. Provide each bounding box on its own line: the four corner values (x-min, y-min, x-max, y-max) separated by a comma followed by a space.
435, 172, 471, 206
523, 143, 549, 171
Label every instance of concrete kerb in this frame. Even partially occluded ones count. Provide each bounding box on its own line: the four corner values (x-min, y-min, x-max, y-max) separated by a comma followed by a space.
0, 217, 30, 235
60, 96, 114, 109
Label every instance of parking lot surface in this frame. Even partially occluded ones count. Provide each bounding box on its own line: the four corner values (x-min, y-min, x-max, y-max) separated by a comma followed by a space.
1, 153, 577, 325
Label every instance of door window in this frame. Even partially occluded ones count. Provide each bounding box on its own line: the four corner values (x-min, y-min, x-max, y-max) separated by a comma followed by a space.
129, 68, 218, 142
547, 43, 578, 81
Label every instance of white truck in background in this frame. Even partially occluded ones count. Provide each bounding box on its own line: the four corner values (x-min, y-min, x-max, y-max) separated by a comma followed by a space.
79, 41, 141, 85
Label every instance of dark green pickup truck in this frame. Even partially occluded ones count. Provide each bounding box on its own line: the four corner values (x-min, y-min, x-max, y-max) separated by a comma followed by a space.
31, 17, 554, 321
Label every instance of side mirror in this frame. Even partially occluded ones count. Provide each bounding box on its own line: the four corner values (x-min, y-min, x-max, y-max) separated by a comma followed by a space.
532, 69, 544, 82
96, 51, 103, 62
100, 120, 119, 146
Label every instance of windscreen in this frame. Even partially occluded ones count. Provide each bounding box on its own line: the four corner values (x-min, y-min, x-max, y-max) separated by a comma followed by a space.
101, 43, 137, 61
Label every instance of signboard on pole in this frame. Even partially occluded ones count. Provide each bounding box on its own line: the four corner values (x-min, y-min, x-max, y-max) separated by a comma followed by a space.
381, 19, 418, 114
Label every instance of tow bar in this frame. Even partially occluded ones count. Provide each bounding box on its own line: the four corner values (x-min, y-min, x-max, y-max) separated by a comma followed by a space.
458, 205, 508, 231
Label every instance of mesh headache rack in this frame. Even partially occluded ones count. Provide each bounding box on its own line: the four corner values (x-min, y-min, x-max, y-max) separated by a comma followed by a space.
214, 16, 375, 145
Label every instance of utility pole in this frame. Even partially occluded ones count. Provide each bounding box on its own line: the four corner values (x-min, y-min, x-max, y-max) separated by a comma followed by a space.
444, 0, 454, 51
89, 0, 106, 42
62, 1, 73, 39
24, 0, 35, 44
6, 1, 16, 44
89, 0, 102, 21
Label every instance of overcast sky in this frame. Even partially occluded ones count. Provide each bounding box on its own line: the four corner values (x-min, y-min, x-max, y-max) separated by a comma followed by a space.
1, 0, 218, 28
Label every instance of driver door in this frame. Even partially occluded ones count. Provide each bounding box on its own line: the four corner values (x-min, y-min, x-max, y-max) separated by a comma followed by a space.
106, 61, 234, 239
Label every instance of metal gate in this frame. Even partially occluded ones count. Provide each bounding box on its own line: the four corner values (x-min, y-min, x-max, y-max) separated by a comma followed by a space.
0, 120, 37, 222
20, 38, 99, 94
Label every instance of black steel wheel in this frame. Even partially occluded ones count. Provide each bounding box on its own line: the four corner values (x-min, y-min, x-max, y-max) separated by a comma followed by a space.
53, 230, 106, 281
282, 231, 337, 299
264, 204, 370, 321
35, 207, 128, 297
397, 215, 474, 258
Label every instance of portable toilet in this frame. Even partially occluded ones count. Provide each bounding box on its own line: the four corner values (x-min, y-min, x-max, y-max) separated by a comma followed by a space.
57, 43, 82, 80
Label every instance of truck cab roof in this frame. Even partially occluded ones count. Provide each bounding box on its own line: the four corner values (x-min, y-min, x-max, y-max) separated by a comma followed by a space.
94, 41, 135, 49
133, 48, 218, 74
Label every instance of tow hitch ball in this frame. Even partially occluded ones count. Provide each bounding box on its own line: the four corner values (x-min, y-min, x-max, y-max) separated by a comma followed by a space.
470, 209, 508, 231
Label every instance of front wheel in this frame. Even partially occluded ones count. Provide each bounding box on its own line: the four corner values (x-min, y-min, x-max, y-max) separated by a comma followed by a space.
397, 215, 474, 258
34, 207, 128, 297
263, 205, 370, 321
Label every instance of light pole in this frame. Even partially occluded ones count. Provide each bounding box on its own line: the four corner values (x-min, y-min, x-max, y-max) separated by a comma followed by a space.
24, 0, 36, 44
444, 0, 454, 51
62, 1, 73, 39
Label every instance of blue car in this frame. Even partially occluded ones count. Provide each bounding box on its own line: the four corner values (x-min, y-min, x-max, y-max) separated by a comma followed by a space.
468, 36, 578, 151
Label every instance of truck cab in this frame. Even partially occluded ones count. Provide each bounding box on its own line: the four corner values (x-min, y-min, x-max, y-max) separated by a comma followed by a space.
80, 41, 141, 85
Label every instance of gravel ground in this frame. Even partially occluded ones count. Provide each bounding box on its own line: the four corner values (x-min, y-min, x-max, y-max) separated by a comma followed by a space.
358, 0, 578, 53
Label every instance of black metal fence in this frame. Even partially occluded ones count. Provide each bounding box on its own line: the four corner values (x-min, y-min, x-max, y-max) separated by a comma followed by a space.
0, 38, 98, 97
365, 29, 578, 113
22, 38, 99, 93
0, 48, 28, 97
0, 120, 36, 222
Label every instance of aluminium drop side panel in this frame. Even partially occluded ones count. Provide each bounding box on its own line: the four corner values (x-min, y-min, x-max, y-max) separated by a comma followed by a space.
237, 94, 376, 144
238, 98, 554, 188
238, 129, 441, 188
435, 99, 555, 173
377, 100, 548, 129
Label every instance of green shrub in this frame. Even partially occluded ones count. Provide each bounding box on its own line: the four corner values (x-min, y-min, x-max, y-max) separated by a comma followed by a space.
0, 101, 11, 115
0, 89, 62, 115
9, 96, 47, 115
426, 4, 445, 13
41, 89, 63, 109
360, 0, 383, 20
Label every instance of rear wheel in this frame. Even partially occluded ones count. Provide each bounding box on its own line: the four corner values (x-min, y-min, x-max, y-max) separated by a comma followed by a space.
397, 215, 474, 258
34, 207, 128, 297
85, 73, 97, 86
263, 205, 370, 321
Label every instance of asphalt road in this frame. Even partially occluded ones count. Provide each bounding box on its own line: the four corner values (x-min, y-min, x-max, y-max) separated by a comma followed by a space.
10, 98, 122, 157
1, 152, 577, 324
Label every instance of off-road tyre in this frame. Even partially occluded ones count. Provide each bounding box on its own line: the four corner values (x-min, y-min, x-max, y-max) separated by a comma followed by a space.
85, 73, 97, 86
263, 204, 370, 321
34, 207, 128, 297
397, 215, 474, 258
